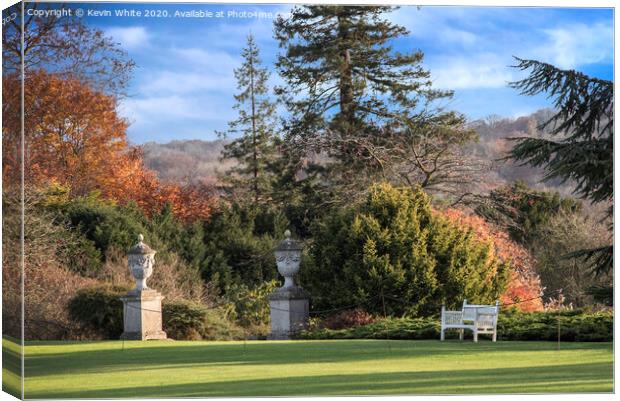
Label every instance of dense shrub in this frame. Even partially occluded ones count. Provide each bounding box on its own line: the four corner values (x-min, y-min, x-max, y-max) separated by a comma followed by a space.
201, 308, 247, 340
225, 280, 278, 329
301, 183, 510, 317
68, 285, 128, 339
46, 190, 214, 281
200, 203, 288, 291
3, 191, 99, 340
163, 300, 209, 340
297, 310, 612, 342
321, 308, 377, 330
164, 301, 245, 340
59, 195, 146, 259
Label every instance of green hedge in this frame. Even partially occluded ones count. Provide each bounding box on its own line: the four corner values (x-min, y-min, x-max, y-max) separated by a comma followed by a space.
297, 310, 613, 342
296, 317, 440, 340
497, 309, 613, 342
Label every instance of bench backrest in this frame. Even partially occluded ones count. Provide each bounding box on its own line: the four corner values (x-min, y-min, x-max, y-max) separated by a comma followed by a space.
461, 300, 499, 326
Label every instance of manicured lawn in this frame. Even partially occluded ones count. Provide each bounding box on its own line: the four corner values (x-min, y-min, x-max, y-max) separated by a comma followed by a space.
3, 337, 613, 398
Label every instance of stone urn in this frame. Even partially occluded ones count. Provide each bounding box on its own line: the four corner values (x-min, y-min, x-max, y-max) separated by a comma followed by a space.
269, 229, 309, 340
275, 230, 303, 288
128, 234, 156, 291
120, 234, 167, 340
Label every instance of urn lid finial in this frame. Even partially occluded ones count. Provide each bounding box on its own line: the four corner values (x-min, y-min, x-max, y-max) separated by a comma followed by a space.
275, 229, 302, 252
129, 233, 156, 255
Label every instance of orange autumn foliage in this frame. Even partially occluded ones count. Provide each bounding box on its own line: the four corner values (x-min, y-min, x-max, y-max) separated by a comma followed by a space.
2, 70, 215, 222
442, 208, 544, 311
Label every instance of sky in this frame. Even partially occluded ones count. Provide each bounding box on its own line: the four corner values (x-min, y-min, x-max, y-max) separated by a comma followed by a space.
27, 2, 615, 144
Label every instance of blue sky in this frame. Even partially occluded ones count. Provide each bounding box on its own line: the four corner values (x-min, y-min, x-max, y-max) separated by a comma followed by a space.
38, 3, 614, 144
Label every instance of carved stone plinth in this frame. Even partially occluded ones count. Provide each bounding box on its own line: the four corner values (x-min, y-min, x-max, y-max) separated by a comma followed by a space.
268, 286, 309, 340
120, 289, 167, 340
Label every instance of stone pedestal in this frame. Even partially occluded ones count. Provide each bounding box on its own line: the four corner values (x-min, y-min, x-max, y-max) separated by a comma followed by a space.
268, 286, 309, 340
120, 289, 167, 340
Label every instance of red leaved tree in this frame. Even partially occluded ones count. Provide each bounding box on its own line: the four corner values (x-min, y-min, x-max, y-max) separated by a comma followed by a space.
442, 209, 544, 311
2, 70, 215, 222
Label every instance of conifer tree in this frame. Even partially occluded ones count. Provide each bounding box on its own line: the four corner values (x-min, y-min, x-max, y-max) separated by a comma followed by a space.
274, 6, 452, 161
301, 183, 510, 316
509, 58, 613, 274
219, 35, 280, 205
273, 5, 477, 212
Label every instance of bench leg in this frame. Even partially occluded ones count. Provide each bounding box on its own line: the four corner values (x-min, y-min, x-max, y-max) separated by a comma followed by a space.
492, 331, 497, 342
459, 329, 464, 340
473, 331, 478, 343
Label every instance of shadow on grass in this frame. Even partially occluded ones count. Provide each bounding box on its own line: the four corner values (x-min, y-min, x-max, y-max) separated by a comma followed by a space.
22, 339, 611, 378
28, 362, 613, 398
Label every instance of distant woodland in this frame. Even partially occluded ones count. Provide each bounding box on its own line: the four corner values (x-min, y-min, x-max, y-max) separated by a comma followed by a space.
143, 109, 565, 193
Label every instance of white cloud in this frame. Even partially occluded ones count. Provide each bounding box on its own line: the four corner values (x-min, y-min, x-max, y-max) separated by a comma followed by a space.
392, 6, 483, 46
173, 48, 240, 72
120, 94, 235, 132
136, 48, 240, 96
106, 26, 149, 51
121, 95, 201, 121
537, 22, 613, 69
141, 71, 235, 95
442, 27, 478, 46
430, 54, 515, 89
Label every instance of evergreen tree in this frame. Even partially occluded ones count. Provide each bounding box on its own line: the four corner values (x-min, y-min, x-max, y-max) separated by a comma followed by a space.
509, 58, 613, 274
476, 181, 582, 244
274, 6, 452, 169
301, 183, 509, 316
219, 35, 280, 205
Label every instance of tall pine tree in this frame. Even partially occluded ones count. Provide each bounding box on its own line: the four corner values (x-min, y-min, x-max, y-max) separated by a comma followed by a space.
219, 35, 280, 205
509, 58, 613, 275
274, 5, 452, 162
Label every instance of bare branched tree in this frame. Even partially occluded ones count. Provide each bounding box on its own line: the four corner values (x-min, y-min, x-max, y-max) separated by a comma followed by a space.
2, 2, 135, 97
281, 112, 490, 206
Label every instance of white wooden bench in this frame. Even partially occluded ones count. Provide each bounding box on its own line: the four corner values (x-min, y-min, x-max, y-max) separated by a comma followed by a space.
440, 300, 500, 342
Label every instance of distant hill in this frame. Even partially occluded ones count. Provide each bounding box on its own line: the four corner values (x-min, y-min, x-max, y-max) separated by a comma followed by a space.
142, 139, 236, 184
142, 109, 571, 194
467, 108, 570, 194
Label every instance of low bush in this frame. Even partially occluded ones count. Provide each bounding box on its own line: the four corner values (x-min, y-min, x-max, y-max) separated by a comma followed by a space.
297, 317, 440, 340
163, 300, 208, 340
201, 308, 246, 341
321, 308, 377, 330
163, 300, 245, 340
297, 309, 612, 342
224, 280, 278, 328
497, 309, 613, 342
68, 285, 128, 339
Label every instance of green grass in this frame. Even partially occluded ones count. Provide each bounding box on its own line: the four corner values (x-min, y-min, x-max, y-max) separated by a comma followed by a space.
3, 337, 613, 398
2, 336, 21, 398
